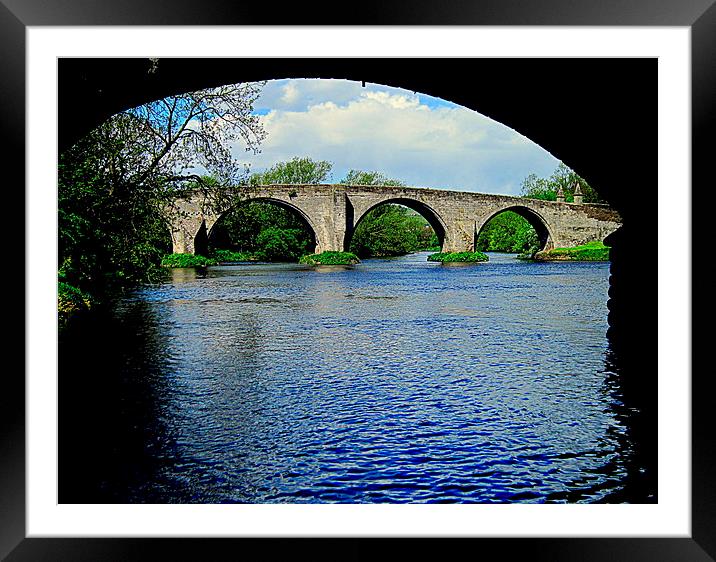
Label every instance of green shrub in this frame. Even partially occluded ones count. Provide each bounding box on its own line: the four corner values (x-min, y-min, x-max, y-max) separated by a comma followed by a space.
427, 251, 489, 263
299, 251, 360, 265
255, 227, 310, 261
349, 204, 434, 257
210, 200, 313, 258
476, 210, 540, 254
160, 253, 217, 268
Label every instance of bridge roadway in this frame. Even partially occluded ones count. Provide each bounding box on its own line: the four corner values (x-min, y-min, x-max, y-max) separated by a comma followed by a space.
168, 184, 622, 255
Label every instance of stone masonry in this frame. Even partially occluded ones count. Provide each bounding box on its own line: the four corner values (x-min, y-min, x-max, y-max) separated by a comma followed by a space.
167, 184, 623, 255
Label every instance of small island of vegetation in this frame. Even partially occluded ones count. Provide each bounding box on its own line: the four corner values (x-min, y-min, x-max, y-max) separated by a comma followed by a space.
161, 253, 218, 268
533, 240, 610, 262
427, 251, 489, 263
299, 251, 360, 266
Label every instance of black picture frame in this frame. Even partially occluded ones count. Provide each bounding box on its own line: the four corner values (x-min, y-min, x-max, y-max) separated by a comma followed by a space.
5, 2, 711, 560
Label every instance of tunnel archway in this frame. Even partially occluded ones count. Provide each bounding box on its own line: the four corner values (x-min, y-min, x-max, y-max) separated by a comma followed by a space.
206, 197, 318, 260
345, 198, 447, 256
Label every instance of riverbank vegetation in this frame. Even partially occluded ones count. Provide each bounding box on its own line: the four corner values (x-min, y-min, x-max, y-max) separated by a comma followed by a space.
299, 251, 360, 265
342, 170, 439, 257
534, 241, 610, 261
208, 158, 329, 262
210, 201, 313, 262
427, 251, 489, 263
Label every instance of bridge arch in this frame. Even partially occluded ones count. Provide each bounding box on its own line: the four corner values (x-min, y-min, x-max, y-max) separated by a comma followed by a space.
345, 197, 447, 252
205, 196, 320, 256
477, 205, 556, 252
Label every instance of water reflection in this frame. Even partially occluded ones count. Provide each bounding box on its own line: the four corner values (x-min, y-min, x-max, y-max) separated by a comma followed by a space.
59, 252, 654, 503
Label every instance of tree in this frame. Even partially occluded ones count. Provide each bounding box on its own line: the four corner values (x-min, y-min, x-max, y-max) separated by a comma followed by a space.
476, 211, 540, 254
212, 157, 333, 258
341, 169, 406, 187
350, 204, 423, 257
520, 162, 602, 203
249, 157, 333, 185
93, 81, 265, 193
215, 164, 431, 261
255, 227, 310, 261
519, 173, 557, 201
209, 201, 312, 255
340, 170, 438, 258
59, 80, 266, 294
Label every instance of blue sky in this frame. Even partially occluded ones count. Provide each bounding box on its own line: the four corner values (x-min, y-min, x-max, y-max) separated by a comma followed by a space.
235, 79, 561, 196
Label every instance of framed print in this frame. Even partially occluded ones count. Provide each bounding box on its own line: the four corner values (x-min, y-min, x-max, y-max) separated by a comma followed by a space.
4, 2, 712, 561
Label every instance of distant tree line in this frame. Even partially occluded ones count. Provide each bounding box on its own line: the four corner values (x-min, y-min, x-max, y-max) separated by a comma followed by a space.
519, 162, 601, 203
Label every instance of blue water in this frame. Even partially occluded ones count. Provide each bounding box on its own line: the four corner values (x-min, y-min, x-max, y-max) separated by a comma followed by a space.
59, 252, 647, 503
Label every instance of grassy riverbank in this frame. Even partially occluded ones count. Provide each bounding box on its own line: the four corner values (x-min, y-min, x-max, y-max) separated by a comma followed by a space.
534, 240, 610, 261
427, 251, 489, 263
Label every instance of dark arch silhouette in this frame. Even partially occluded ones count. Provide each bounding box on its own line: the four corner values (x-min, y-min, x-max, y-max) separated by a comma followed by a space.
345, 198, 446, 252
477, 205, 554, 252
53, 57, 660, 519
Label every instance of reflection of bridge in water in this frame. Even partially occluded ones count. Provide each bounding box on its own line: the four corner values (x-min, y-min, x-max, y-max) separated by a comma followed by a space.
168, 184, 622, 255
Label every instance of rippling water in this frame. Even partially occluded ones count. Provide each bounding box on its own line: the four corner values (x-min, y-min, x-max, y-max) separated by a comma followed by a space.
59, 252, 651, 503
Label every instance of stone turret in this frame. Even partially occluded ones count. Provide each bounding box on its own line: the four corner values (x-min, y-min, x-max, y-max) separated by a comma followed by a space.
573, 182, 584, 204
556, 186, 565, 202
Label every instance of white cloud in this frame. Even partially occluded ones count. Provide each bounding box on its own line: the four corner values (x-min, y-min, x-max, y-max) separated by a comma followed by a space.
240, 79, 561, 195
279, 82, 300, 106
361, 90, 423, 110
255, 79, 366, 112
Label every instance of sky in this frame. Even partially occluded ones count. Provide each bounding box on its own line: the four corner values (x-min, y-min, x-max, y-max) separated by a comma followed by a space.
235, 79, 561, 196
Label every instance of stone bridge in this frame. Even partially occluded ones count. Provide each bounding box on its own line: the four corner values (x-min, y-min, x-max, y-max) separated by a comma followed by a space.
167, 184, 622, 255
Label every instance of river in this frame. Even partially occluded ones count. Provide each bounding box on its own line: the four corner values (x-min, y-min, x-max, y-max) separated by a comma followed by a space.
59, 252, 654, 503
